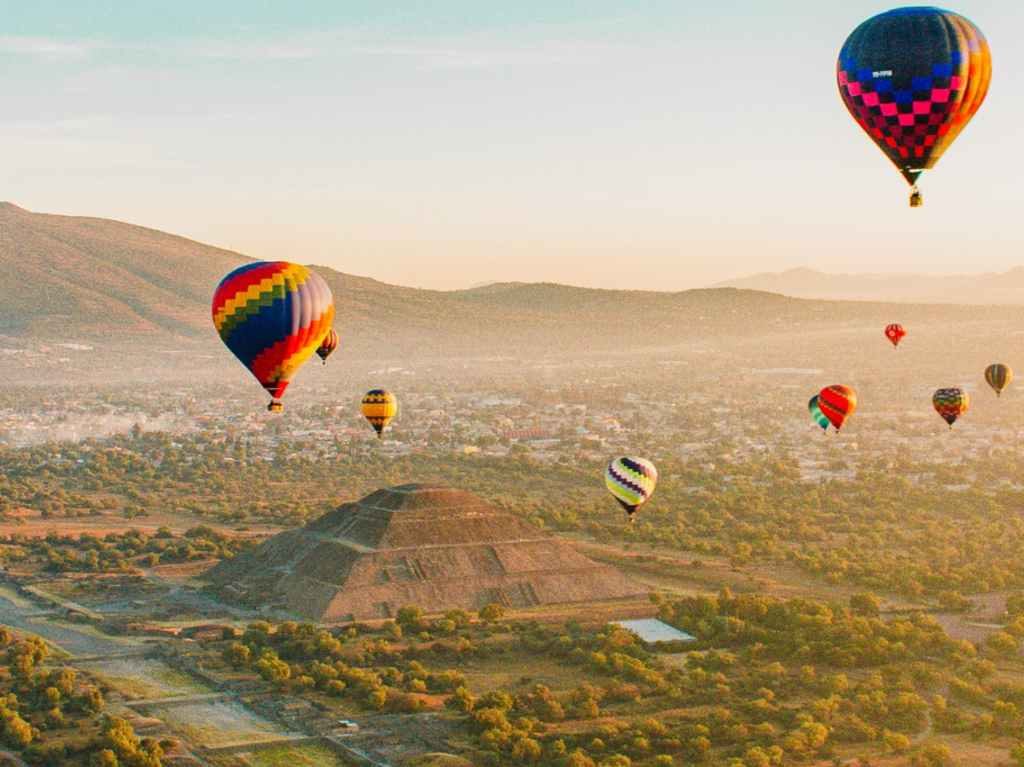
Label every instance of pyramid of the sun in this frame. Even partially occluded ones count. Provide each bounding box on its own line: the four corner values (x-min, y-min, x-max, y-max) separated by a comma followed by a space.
207, 483, 642, 621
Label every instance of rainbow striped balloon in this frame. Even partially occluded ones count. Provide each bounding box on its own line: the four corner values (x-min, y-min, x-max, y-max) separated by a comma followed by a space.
605, 456, 658, 518
212, 261, 335, 409
933, 387, 969, 428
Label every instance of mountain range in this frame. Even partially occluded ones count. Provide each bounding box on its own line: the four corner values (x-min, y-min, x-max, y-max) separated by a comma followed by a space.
715, 267, 1024, 305
3, 202, 1022, 360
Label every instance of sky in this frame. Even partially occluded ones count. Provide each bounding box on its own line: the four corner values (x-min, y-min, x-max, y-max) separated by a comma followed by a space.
2, 1, 1022, 290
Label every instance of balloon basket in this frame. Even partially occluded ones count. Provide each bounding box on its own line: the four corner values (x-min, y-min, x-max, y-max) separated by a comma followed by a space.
909, 188, 923, 207
267, 401, 284, 413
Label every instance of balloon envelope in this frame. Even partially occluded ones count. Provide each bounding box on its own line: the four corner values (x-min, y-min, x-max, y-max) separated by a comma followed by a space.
605, 457, 658, 516
361, 389, 398, 437
884, 323, 906, 348
985, 364, 1013, 397
837, 8, 991, 191
316, 328, 340, 362
808, 395, 830, 431
818, 385, 857, 431
933, 387, 969, 427
212, 262, 335, 406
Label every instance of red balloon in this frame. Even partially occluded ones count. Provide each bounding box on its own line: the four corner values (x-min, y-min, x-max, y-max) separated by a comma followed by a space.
818, 385, 858, 431
884, 323, 906, 348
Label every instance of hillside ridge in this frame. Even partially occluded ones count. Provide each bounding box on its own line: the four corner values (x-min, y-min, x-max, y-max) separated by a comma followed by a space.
3, 202, 1023, 360
715, 266, 1024, 305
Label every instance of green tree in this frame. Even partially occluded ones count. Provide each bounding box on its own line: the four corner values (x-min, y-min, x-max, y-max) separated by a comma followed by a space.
849, 593, 881, 617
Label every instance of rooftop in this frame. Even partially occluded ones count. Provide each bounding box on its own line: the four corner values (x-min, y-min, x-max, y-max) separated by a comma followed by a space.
614, 618, 696, 644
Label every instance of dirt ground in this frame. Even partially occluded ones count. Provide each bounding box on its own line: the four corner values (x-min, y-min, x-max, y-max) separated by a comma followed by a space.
458, 653, 597, 696
575, 540, 928, 612
146, 700, 296, 748
145, 559, 220, 582
818, 734, 1014, 767
77, 658, 210, 699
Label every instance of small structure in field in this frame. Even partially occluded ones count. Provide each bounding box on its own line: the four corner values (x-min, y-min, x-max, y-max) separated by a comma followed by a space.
614, 618, 696, 645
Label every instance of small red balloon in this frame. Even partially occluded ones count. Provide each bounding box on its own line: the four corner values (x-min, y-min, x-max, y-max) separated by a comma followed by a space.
884, 323, 906, 349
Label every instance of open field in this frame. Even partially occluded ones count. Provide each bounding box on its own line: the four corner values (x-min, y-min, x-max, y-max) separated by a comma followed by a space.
820, 735, 1015, 767
78, 657, 210, 699
150, 700, 297, 748
205, 743, 359, 767
577, 540, 931, 610
458, 653, 588, 696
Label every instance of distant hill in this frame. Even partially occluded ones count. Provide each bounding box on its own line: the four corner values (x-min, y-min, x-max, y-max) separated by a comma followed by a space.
0, 202, 245, 336
2, 202, 1023, 360
715, 267, 1024, 305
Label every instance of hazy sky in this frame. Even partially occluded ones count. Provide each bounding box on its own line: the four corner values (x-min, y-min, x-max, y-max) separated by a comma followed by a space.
3, 1, 1021, 290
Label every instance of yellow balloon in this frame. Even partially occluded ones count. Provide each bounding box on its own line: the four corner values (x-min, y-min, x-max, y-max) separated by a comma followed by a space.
361, 389, 398, 438
985, 364, 1013, 397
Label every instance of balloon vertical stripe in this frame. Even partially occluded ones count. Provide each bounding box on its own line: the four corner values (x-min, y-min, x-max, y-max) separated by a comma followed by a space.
985, 364, 1013, 397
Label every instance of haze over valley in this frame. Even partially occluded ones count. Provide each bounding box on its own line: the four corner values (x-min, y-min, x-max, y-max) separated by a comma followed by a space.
3, 202, 1024, 767
5, 2, 1024, 765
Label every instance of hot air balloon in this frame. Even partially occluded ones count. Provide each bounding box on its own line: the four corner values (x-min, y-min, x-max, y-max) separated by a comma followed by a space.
605, 457, 657, 522
985, 363, 1013, 397
316, 328, 339, 364
212, 262, 335, 412
818, 385, 858, 431
361, 389, 398, 438
837, 7, 991, 207
933, 387, 969, 428
808, 395, 830, 432
884, 323, 906, 349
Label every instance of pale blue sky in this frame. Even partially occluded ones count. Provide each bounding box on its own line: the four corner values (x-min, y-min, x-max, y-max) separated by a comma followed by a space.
2, 2, 1020, 289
